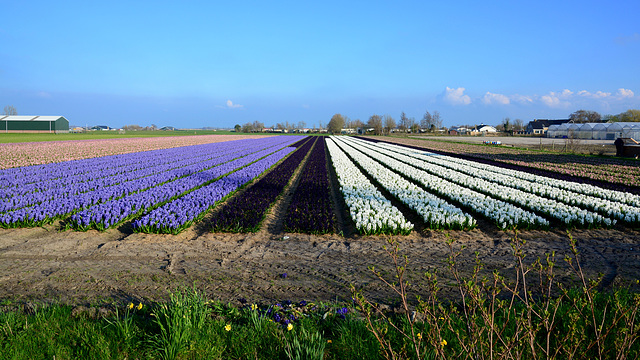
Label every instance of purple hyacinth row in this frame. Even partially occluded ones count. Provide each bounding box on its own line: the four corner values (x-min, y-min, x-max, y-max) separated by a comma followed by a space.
69, 136, 305, 230
0, 140, 261, 213
133, 146, 297, 234
283, 137, 335, 234
0, 140, 275, 226
0, 136, 303, 228
0, 139, 259, 200
210, 137, 315, 232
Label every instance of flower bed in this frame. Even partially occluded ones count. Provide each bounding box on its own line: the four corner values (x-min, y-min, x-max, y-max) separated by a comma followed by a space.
0, 137, 302, 229
339, 137, 548, 230
209, 137, 314, 233
283, 137, 336, 234
371, 137, 640, 189
0, 135, 270, 169
332, 137, 475, 230
375, 142, 637, 225
326, 138, 413, 235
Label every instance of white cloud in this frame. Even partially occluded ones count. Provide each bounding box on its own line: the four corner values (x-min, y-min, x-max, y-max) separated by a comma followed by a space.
617, 88, 634, 98
482, 92, 510, 105
444, 87, 471, 105
540, 91, 572, 108
226, 100, 243, 109
36, 91, 52, 98
540, 94, 560, 107
578, 90, 611, 98
512, 94, 533, 104
559, 89, 573, 98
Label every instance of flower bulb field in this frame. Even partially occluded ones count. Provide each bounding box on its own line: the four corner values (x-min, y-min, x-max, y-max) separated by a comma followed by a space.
0, 134, 638, 305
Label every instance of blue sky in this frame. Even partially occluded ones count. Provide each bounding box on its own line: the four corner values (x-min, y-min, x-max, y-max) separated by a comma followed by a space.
1, 0, 639, 129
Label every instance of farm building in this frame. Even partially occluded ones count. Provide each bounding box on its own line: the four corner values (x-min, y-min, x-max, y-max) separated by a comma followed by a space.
547, 122, 640, 140
525, 119, 570, 135
0, 116, 69, 133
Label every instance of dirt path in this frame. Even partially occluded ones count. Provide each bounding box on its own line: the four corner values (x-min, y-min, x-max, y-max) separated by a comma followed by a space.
1, 225, 638, 307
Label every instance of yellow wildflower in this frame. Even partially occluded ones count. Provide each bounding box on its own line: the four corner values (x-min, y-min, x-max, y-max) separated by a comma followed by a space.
417, 333, 422, 340
224, 324, 231, 332
251, 304, 258, 311
287, 323, 294, 331
441, 339, 447, 346
127, 302, 134, 310
137, 303, 143, 310
327, 340, 332, 343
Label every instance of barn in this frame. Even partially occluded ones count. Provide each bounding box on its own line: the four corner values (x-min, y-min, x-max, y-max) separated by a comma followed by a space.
0, 116, 69, 133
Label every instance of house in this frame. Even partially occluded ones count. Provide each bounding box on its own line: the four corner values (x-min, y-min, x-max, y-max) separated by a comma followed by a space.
160, 126, 177, 131
449, 126, 471, 135
0, 115, 69, 133
91, 125, 111, 131
526, 119, 570, 135
473, 124, 497, 134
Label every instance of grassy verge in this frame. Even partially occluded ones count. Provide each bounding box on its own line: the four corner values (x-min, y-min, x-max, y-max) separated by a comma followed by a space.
0, 131, 327, 144
1, 233, 638, 359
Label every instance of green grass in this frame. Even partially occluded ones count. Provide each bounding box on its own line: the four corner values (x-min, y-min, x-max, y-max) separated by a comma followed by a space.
0, 283, 637, 360
0, 131, 329, 144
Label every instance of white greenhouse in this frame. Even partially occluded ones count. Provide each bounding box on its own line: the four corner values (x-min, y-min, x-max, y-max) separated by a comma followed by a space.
547, 122, 640, 140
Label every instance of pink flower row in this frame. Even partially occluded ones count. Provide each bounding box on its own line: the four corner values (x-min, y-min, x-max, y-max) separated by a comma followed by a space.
0, 135, 271, 169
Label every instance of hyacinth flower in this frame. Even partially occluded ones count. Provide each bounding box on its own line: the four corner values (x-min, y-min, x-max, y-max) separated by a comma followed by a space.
326, 138, 413, 235
283, 137, 336, 234
209, 137, 314, 233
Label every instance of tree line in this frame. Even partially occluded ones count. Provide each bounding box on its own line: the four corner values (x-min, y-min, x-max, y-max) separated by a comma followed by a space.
326, 110, 444, 135
569, 109, 640, 123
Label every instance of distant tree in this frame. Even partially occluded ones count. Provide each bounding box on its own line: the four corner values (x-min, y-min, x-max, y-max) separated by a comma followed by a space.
242, 121, 263, 133
351, 118, 364, 130
420, 110, 432, 131
398, 112, 409, 132
513, 118, 524, 131
343, 116, 351, 129
297, 121, 306, 130
253, 120, 265, 131
569, 109, 601, 123
409, 117, 419, 133
383, 114, 396, 135
367, 114, 383, 135
432, 111, 442, 130
327, 113, 345, 134
234, 124, 241, 132
123, 124, 143, 131
617, 109, 640, 122
3, 105, 17, 115
285, 121, 295, 132
501, 117, 511, 133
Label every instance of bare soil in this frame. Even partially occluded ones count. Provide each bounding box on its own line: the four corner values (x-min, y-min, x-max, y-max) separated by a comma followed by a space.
1, 224, 638, 307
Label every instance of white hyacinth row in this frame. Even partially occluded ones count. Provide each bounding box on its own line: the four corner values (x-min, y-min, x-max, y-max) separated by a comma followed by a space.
378, 142, 640, 208
336, 137, 548, 229
350, 138, 614, 228
376, 143, 638, 224
330, 136, 475, 230
325, 138, 413, 235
